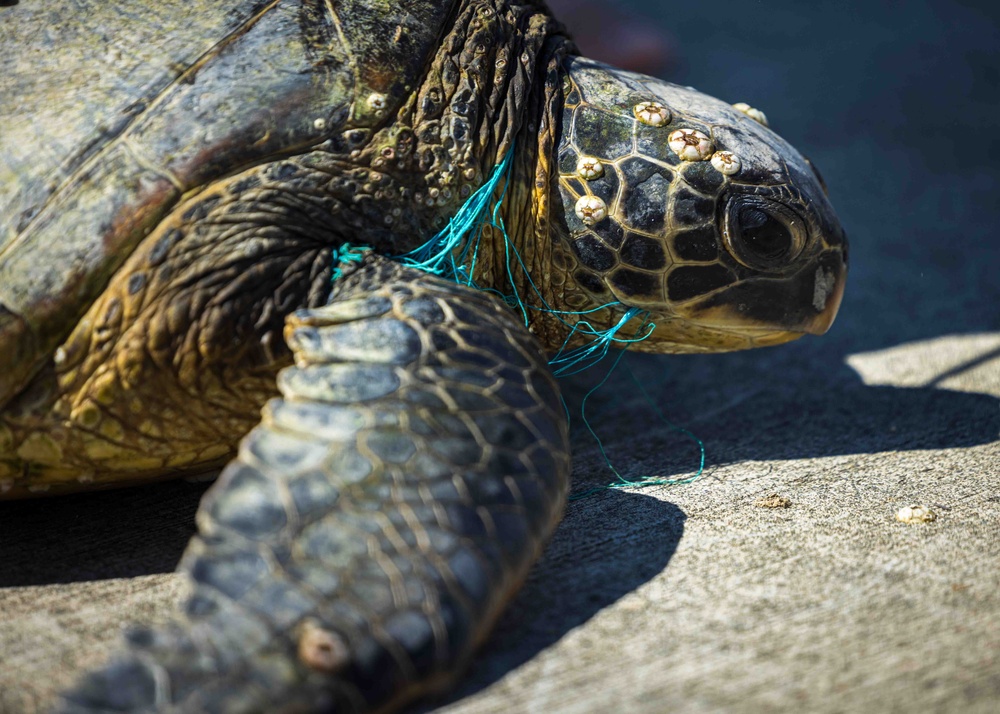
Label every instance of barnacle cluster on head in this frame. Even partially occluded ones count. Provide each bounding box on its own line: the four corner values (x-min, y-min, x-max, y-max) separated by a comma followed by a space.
553, 57, 844, 329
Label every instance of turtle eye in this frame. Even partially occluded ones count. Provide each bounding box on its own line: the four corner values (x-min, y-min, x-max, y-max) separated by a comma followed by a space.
723, 197, 806, 270
738, 206, 791, 260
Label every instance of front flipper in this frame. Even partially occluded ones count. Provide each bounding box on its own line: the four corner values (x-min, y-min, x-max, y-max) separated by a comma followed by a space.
59, 255, 570, 713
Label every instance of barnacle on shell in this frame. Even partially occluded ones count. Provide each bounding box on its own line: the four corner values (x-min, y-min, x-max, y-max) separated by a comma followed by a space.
633, 101, 671, 127
732, 102, 769, 127
711, 150, 742, 175
575, 196, 608, 226
576, 156, 604, 180
668, 129, 714, 161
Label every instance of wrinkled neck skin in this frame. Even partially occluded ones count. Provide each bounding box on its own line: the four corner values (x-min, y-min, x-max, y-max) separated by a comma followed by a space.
311, 1, 589, 355
476, 56, 635, 355
468, 39, 589, 354
433, 17, 630, 356
308, 1, 568, 255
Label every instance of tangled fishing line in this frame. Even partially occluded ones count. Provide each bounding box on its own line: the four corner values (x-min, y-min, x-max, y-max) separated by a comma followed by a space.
333, 149, 706, 497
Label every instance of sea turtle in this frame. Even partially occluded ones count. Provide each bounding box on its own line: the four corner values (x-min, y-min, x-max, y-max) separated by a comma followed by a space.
0, 0, 846, 711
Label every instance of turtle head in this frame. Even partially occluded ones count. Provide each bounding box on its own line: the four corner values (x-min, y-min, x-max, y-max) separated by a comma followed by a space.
553, 58, 847, 353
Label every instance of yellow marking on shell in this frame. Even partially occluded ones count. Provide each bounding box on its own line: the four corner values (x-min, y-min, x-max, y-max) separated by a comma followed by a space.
72, 403, 102, 429
711, 150, 742, 175
199, 444, 231, 461
103, 456, 165, 471
84, 438, 123, 461
633, 101, 671, 126
897, 505, 937, 524
668, 129, 714, 161
732, 102, 769, 127
138, 420, 163, 438
576, 156, 604, 180
166, 451, 202, 468
99, 419, 124, 442
575, 196, 608, 226
17, 433, 64, 464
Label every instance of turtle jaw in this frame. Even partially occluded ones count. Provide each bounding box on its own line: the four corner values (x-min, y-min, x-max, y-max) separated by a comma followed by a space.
664, 248, 847, 343
616, 246, 846, 354
603, 306, 805, 354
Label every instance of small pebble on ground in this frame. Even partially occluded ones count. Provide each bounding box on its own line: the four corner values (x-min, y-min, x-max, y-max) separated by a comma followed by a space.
754, 494, 792, 509
896, 505, 937, 524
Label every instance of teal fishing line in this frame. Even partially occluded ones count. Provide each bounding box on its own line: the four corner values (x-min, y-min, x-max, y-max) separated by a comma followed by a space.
624, 360, 706, 483
396, 149, 515, 285
547, 306, 652, 378
375, 147, 705, 490
566, 342, 707, 502
392, 145, 657, 376
331, 242, 370, 281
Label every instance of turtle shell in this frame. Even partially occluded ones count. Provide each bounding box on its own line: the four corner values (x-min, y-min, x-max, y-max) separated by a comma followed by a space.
0, 0, 458, 408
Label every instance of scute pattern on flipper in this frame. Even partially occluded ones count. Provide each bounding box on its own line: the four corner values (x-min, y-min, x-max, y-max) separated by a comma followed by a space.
58, 256, 570, 713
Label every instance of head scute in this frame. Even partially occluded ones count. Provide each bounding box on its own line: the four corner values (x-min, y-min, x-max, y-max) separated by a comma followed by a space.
552, 57, 846, 350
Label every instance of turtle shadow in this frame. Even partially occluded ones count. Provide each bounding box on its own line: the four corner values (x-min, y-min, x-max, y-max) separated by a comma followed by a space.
417, 491, 685, 711
559, 340, 1000, 480
0, 473, 685, 712
684, 380, 1000, 465
0, 479, 209, 587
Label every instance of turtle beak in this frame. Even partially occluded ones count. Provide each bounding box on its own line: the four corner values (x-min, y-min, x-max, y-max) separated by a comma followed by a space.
802, 250, 847, 335
678, 247, 848, 339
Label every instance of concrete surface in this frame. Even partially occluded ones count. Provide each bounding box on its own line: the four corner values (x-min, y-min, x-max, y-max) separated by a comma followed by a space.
1, 1, 998, 712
